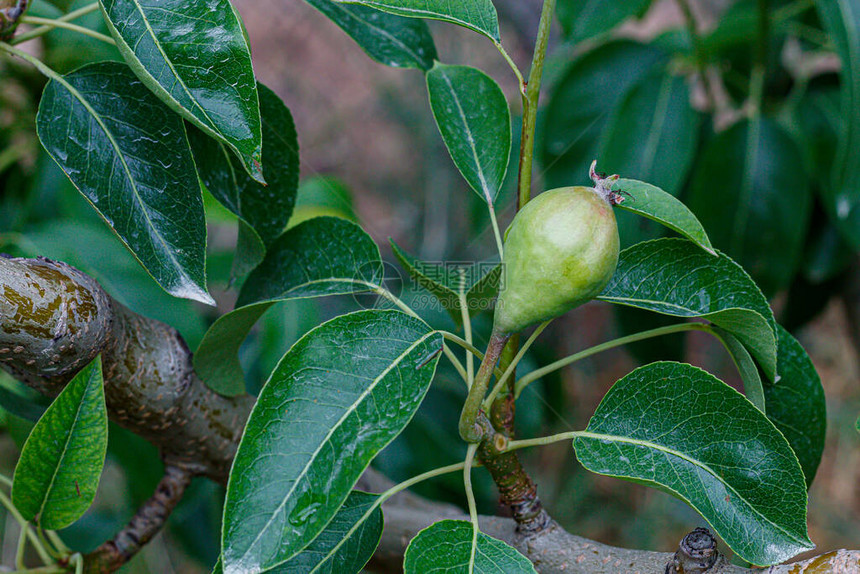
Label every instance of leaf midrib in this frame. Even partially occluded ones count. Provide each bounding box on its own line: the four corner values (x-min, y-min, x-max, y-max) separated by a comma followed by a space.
36, 368, 98, 523
51, 71, 196, 288
122, 0, 226, 140
437, 69, 494, 204
232, 329, 437, 570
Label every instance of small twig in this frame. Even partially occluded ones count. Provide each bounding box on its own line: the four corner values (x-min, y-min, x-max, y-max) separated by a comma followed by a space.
83, 465, 194, 573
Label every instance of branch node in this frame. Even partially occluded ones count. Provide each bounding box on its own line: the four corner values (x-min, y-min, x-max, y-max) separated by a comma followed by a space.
666, 527, 719, 574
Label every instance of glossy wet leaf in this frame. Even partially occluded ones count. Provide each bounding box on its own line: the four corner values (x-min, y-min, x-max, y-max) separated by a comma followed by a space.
404, 520, 536, 573
712, 327, 765, 413
194, 217, 382, 396
814, 0, 860, 248
190, 84, 299, 274
100, 0, 263, 182
306, 0, 437, 70
391, 239, 500, 324
687, 119, 811, 296
221, 310, 442, 574
36, 61, 212, 304
426, 63, 511, 205
611, 179, 714, 254
12, 357, 107, 530
598, 238, 777, 380
214, 491, 382, 574
574, 361, 812, 566
556, 0, 651, 43
765, 325, 827, 487
337, 0, 499, 41
542, 41, 667, 189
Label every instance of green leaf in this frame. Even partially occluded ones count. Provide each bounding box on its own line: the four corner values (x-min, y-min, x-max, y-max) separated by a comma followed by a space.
336, 0, 499, 41
426, 63, 511, 205
221, 310, 442, 573
598, 238, 778, 380
556, 0, 651, 43
687, 118, 811, 296
190, 84, 299, 274
99, 0, 264, 182
814, 0, 860, 248
712, 327, 765, 413
36, 61, 213, 305
391, 239, 500, 324
404, 520, 536, 573
574, 361, 813, 566
214, 490, 382, 574
611, 179, 714, 254
194, 217, 383, 396
765, 325, 827, 487
542, 41, 668, 189
290, 176, 358, 229
305, 0, 437, 70
12, 357, 107, 530
599, 73, 700, 198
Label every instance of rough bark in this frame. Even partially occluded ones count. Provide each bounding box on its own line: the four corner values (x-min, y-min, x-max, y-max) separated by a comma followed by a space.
2, 255, 859, 573
0, 256, 253, 482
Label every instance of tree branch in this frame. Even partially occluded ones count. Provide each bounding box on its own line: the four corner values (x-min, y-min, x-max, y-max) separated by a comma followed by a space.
0, 255, 253, 483
2, 255, 858, 573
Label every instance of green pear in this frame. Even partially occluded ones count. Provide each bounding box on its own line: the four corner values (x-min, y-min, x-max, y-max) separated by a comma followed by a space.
493, 183, 620, 334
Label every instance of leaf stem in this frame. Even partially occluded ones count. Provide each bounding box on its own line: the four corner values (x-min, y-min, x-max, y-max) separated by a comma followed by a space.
487, 202, 505, 260
0, 489, 53, 566
463, 443, 480, 568
0, 40, 63, 82
517, 0, 556, 209
459, 331, 511, 442
504, 430, 581, 452
483, 320, 550, 409
514, 322, 712, 397
494, 41, 526, 96
458, 271, 475, 389
372, 284, 469, 384
379, 461, 468, 504
440, 331, 506, 379
18, 15, 115, 45
9, 2, 100, 45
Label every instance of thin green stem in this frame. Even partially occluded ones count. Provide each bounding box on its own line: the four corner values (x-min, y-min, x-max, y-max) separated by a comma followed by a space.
463, 443, 480, 568
483, 320, 550, 409
458, 271, 475, 389
459, 331, 510, 442
37, 526, 63, 560
46, 530, 70, 555
504, 431, 580, 452
0, 489, 53, 566
0, 472, 12, 488
514, 322, 712, 398
440, 331, 505, 379
379, 461, 468, 505
9, 2, 100, 45
517, 0, 556, 209
372, 284, 469, 384
16, 519, 28, 570
494, 42, 526, 96
18, 15, 115, 45
487, 203, 504, 260
0, 40, 63, 82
